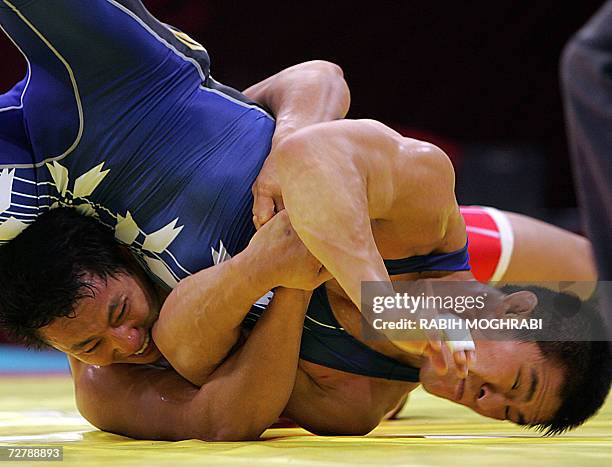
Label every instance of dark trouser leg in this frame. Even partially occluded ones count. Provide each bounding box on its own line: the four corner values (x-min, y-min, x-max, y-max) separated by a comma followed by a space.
561, 0, 612, 339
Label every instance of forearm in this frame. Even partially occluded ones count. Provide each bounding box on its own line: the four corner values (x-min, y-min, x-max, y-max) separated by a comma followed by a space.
243, 60, 350, 142
192, 288, 310, 440
153, 249, 278, 384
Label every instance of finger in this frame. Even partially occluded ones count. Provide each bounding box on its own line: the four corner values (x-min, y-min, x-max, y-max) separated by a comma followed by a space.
423, 328, 443, 354
465, 350, 477, 371
453, 351, 468, 378
468, 349, 477, 364
424, 343, 448, 375
253, 194, 275, 228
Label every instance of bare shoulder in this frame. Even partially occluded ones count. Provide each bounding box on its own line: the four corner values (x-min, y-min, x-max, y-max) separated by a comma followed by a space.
389, 136, 457, 219
399, 137, 455, 187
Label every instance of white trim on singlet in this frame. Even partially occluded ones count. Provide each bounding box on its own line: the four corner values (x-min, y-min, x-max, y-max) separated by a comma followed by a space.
0, 214, 33, 223
200, 80, 274, 120
13, 176, 39, 185
248, 304, 343, 330
10, 191, 41, 199
162, 248, 193, 277
481, 206, 515, 282
0, 64, 30, 113
5, 201, 39, 210
305, 315, 343, 330
0, 209, 38, 218
106, 0, 273, 120
465, 225, 501, 239
0, 0, 84, 170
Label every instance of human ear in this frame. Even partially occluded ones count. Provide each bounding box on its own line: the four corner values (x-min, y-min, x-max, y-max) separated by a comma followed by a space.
502, 291, 538, 316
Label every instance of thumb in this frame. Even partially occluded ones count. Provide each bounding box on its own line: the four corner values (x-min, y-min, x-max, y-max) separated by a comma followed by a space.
253, 194, 275, 229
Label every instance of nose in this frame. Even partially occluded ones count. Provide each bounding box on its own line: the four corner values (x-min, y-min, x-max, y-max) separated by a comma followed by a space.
108, 324, 141, 359
474, 383, 506, 420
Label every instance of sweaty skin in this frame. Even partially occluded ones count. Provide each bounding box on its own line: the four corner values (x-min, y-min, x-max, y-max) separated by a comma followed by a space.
33, 61, 593, 439
47, 60, 355, 440
155, 119, 476, 387
256, 121, 565, 430
54, 120, 577, 440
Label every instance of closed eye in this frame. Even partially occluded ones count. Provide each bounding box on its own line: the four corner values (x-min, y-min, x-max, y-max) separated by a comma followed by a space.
84, 341, 101, 354
512, 368, 521, 390
115, 300, 127, 324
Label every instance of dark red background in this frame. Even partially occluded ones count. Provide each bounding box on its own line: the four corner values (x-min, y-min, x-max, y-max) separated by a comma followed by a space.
1, 0, 604, 210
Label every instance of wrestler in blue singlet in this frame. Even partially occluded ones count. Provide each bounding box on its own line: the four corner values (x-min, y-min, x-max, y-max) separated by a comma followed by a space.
0, 0, 274, 288
0, 0, 471, 382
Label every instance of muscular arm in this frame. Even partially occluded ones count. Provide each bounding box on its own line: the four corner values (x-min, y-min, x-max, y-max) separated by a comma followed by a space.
244, 60, 351, 226
153, 211, 328, 386
151, 63, 351, 375
243, 60, 350, 142
73, 288, 310, 441
152, 249, 276, 386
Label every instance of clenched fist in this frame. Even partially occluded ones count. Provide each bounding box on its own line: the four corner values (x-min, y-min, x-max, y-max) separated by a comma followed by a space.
248, 211, 331, 290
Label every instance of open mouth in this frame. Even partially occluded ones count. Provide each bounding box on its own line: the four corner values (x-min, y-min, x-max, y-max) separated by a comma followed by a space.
133, 331, 151, 356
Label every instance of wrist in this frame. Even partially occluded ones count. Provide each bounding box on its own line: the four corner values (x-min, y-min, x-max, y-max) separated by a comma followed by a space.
232, 248, 280, 293
271, 287, 312, 317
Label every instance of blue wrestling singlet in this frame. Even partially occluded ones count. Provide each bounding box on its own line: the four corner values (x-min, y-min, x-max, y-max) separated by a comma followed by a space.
0, 0, 472, 382
0, 0, 274, 287
244, 245, 471, 382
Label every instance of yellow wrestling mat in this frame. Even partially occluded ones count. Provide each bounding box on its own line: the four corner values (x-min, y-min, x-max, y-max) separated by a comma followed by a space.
1, 376, 611, 466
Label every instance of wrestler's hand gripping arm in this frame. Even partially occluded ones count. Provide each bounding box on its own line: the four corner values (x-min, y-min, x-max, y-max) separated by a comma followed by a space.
243, 60, 351, 228
153, 211, 330, 386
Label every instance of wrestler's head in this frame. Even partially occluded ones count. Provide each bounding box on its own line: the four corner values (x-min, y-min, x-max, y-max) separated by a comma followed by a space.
419, 285, 611, 435
0, 208, 163, 365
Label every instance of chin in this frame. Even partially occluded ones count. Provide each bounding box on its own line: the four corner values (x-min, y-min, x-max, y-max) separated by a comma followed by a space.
128, 345, 162, 365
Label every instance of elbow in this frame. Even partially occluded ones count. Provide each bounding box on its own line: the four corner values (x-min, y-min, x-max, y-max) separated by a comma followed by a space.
193, 407, 274, 442
304, 60, 345, 79
73, 368, 113, 432
301, 60, 350, 116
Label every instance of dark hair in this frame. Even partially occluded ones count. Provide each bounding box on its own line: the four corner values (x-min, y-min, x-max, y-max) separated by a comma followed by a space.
0, 208, 130, 348
501, 285, 611, 436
